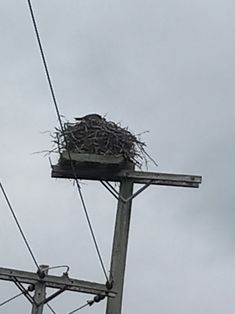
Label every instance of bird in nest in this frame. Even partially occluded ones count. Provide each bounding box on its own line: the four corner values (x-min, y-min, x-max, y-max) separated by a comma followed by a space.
74, 114, 102, 121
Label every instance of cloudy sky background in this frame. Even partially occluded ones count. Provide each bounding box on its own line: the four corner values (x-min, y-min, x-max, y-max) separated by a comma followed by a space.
0, 0, 235, 313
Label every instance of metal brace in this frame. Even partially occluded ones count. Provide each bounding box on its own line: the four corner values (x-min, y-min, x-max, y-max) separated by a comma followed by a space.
38, 286, 67, 306
100, 180, 153, 203
12, 276, 35, 305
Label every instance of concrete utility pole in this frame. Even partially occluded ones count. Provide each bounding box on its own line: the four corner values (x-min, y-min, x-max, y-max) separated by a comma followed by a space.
51, 153, 202, 314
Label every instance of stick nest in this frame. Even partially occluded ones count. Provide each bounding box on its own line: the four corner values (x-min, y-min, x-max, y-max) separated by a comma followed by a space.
53, 115, 156, 168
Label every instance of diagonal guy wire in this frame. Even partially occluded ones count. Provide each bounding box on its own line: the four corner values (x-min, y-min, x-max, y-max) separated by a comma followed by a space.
0, 292, 24, 307
26, 0, 108, 282
0, 182, 39, 269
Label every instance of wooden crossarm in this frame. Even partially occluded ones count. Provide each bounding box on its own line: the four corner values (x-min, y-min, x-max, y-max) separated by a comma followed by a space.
51, 165, 201, 188
0, 267, 115, 297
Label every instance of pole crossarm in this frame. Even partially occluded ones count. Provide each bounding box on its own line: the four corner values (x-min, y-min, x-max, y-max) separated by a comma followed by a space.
0, 267, 116, 297
51, 165, 201, 188
121, 170, 202, 188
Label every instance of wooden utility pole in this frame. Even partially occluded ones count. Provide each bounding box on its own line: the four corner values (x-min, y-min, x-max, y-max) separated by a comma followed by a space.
51, 153, 202, 314
31, 265, 48, 314
106, 180, 134, 314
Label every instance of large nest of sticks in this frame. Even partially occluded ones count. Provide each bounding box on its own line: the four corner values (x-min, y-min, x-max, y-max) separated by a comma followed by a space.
53, 114, 156, 168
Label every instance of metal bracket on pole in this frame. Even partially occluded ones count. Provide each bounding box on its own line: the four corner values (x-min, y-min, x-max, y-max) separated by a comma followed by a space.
101, 180, 153, 203
40, 286, 67, 305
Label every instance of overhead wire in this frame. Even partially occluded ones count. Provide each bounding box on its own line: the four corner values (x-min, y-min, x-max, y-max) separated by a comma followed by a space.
0, 288, 58, 313
47, 303, 58, 314
68, 302, 89, 314
0, 182, 39, 270
26, 0, 109, 282
0, 292, 24, 307
0, 181, 58, 311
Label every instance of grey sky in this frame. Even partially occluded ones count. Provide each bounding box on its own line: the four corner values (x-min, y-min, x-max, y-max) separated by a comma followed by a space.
0, 0, 235, 313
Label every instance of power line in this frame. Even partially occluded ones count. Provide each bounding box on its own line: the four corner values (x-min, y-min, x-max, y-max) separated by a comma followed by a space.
0, 291, 24, 307
47, 303, 58, 314
0, 283, 58, 312
26, 0, 108, 282
68, 302, 89, 314
26, 0, 63, 132
0, 182, 39, 270
75, 184, 108, 281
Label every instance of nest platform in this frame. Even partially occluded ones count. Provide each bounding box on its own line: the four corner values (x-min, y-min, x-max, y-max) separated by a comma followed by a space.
51, 152, 201, 188
53, 151, 135, 181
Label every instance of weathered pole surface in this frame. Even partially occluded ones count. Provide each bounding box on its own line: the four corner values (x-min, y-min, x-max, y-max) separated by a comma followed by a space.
106, 179, 134, 314
31, 265, 48, 314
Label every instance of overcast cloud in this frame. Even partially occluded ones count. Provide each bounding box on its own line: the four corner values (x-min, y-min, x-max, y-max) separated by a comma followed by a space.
0, 0, 235, 313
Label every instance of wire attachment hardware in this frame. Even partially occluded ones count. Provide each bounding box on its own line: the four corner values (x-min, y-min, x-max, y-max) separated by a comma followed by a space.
106, 279, 114, 290
87, 294, 106, 306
